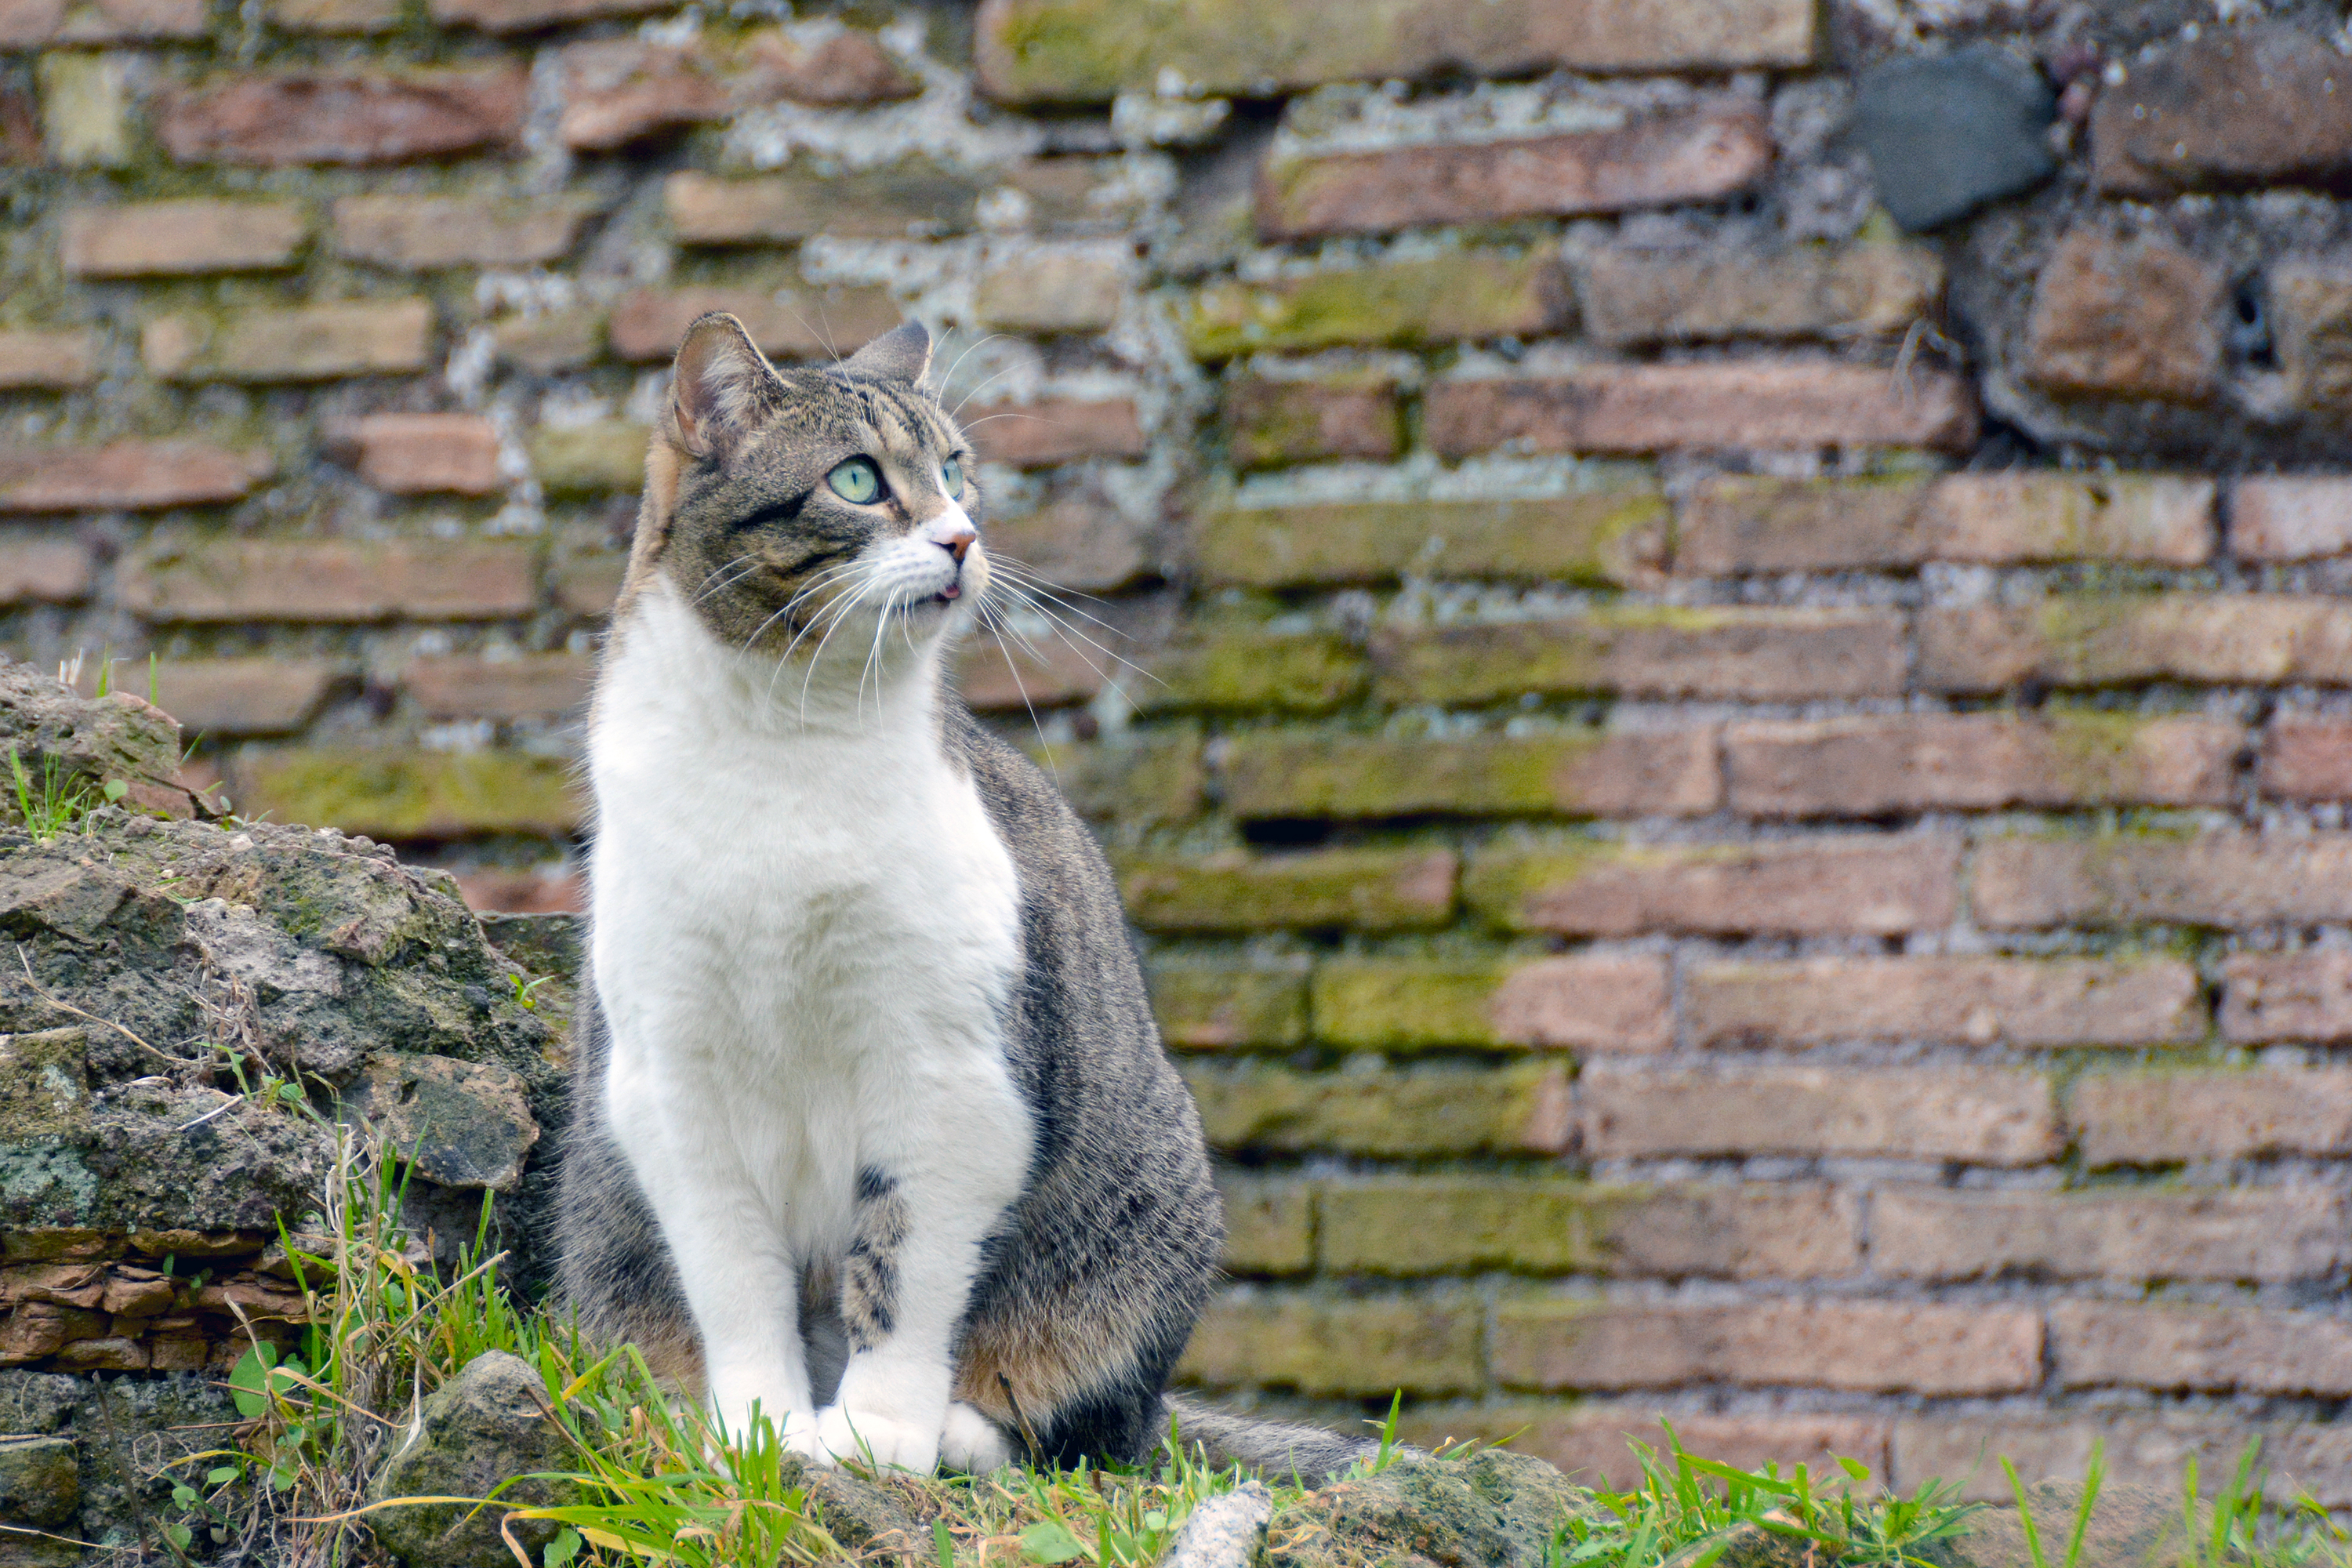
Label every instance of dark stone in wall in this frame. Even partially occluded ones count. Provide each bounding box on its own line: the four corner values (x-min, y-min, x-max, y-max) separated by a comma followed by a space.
1855, 47, 2056, 230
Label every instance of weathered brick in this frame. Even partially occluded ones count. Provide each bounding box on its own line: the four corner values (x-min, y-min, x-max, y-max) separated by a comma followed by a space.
137, 659, 340, 736
327, 413, 502, 497
1318, 1179, 1859, 1279
554, 556, 626, 617
229, 748, 583, 838
1119, 850, 1455, 933
144, 300, 434, 383
0, 0, 203, 43
1401, 1406, 1889, 1494
665, 165, 984, 245
1687, 956, 2201, 1050
2267, 260, 2352, 412
0, 442, 272, 513
1312, 956, 1671, 1054
1223, 380, 1400, 470
269, 0, 401, 31
1184, 254, 1570, 358
1372, 608, 1906, 706
1219, 731, 1720, 822
1176, 1290, 1483, 1397
1180, 1058, 1568, 1157
1425, 363, 1980, 456
531, 423, 646, 497
607, 285, 902, 364
975, 0, 1817, 102
1871, 1187, 2350, 1283
402, 655, 593, 720
1581, 242, 1939, 347
554, 30, 913, 150
1973, 833, 2352, 929
331, 194, 589, 270
1578, 1063, 2060, 1165
454, 869, 583, 914
2053, 1301, 2352, 1396
494, 310, 606, 376
1145, 964, 1309, 1050
1258, 107, 1774, 240
983, 495, 1151, 593
1917, 474, 2216, 565
0, 537, 93, 604
1492, 1298, 2042, 1396
0, 82, 31, 165
1920, 595, 2352, 692
429, 0, 660, 34
956, 637, 1105, 710
1000, 154, 1159, 232
158, 67, 528, 165
1217, 1174, 1313, 1275
1028, 735, 1203, 824
2073, 1068, 2352, 1165
122, 540, 537, 622
963, 398, 1149, 466
1895, 1414, 2352, 1507
0, 329, 98, 390
1137, 632, 1366, 715
975, 250, 1126, 335
1675, 477, 1932, 575
2092, 24, 2352, 197
1725, 713, 2242, 817
2267, 711, 2352, 796
2231, 477, 2352, 561
2222, 951, 2352, 1043
62, 200, 307, 277
1467, 835, 1955, 938
2022, 227, 2224, 402
1198, 494, 1669, 590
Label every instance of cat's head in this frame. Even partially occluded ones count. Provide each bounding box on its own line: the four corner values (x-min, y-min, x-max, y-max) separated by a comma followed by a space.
634, 311, 985, 662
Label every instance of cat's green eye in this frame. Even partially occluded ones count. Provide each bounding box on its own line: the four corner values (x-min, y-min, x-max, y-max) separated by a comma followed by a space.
942, 459, 964, 499
828, 459, 882, 505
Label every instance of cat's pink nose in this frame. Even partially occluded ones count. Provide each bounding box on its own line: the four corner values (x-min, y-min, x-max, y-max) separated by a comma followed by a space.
937, 524, 975, 563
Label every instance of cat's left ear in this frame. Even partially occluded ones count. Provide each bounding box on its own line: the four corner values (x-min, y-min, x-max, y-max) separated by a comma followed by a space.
669, 312, 786, 461
844, 321, 931, 385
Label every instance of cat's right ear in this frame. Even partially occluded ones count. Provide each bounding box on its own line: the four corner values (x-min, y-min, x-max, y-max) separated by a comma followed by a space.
668, 313, 782, 461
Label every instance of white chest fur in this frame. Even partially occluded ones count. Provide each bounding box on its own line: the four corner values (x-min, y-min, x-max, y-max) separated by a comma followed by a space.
586, 579, 1033, 1468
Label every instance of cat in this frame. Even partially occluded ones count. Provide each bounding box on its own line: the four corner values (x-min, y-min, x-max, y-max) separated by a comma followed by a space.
556, 312, 1370, 1482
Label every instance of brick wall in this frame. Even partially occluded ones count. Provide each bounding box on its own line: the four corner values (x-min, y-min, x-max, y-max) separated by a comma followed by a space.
9, 0, 2352, 1501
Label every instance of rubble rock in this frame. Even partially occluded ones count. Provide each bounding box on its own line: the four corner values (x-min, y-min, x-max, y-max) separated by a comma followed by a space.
368, 1351, 579, 1568
1264, 1448, 1595, 1568
0, 658, 209, 822
1855, 48, 2056, 230
343, 1052, 542, 1192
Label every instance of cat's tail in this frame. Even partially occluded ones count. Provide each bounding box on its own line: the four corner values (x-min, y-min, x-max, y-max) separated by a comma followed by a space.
1160, 1394, 1381, 1487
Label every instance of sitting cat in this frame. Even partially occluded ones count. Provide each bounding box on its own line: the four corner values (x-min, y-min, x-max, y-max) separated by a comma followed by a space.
556, 313, 1369, 1482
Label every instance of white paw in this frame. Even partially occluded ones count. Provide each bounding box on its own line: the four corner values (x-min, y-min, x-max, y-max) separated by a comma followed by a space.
812, 1404, 942, 1472
939, 1402, 1014, 1474
779, 1409, 826, 1463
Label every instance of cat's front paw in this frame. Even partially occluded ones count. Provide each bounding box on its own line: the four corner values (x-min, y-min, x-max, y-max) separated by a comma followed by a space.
808, 1404, 942, 1472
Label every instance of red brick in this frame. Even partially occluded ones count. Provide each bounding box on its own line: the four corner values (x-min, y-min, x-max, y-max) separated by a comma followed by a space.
1492, 1298, 2042, 1396
61, 200, 307, 276
157, 67, 528, 165
1577, 1063, 2060, 1164
403, 654, 593, 719
1401, 1407, 1888, 1495
1486, 955, 1675, 1051
956, 637, 1105, 710
1185, 253, 1571, 358
0, 536, 93, 604
1674, 476, 1932, 574
975, 250, 1126, 335
327, 413, 502, 497
1972, 833, 2352, 929
1372, 608, 1906, 706
1312, 953, 1664, 1054
1686, 956, 2201, 1050
121, 540, 537, 622
429, 0, 659, 33
2053, 1301, 2352, 1396
1119, 850, 1457, 933
2072, 1068, 2352, 1165
975, 0, 1817, 102
331, 194, 588, 270
1871, 1187, 2350, 1283
0, 442, 272, 512
1896, 1414, 2352, 1508
2229, 476, 2352, 561
1218, 731, 1722, 821
1425, 362, 1979, 456
607, 285, 903, 364
1147, 964, 1308, 1051
2260, 717, 2352, 800
1256, 107, 1773, 240
1223, 379, 1400, 470
494, 310, 604, 376
1920, 596, 2352, 692
2221, 951, 2352, 1043
1465, 834, 1957, 938
2023, 227, 2224, 402
0, 0, 202, 44
0, 329, 98, 390
1177, 1291, 1484, 1396
982, 495, 1151, 593
664, 166, 985, 245
1725, 713, 2242, 817
2092, 24, 2352, 197
1181, 1058, 1569, 1158
144, 300, 434, 383
269, 0, 400, 31
114, 658, 343, 736
1581, 241, 1940, 348
963, 398, 1149, 466
554, 557, 626, 619
552, 38, 727, 149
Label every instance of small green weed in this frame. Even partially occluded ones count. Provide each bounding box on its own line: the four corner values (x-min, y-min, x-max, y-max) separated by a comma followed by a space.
6, 746, 120, 839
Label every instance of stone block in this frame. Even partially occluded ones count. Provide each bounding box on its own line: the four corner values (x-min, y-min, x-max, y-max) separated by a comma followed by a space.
607, 285, 902, 364
121, 540, 536, 622
1871, 1187, 2350, 1282
0, 331, 98, 391
531, 423, 647, 497
1581, 242, 1940, 347
1972, 832, 2352, 929
0, 443, 273, 513
1371, 608, 1906, 706
1179, 1058, 1567, 1157
1137, 631, 1366, 714
402, 655, 593, 720
157, 67, 529, 165
2053, 1301, 2352, 1396
1222, 379, 1401, 469
1118, 850, 1455, 932
1724, 713, 2242, 816
1425, 362, 1979, 456
1309, 956, 1671, 1053
963, 397, 1149, 466
143, 300, 434, 383
2072, 1068, 2352, 1165
2023, 227, 2224, 403
1184, 253, 1570, 357
1146, 964, 1308, 1050
2092, 24, 2352, 196
230, 748, 583, 838
331, 194, 590, 270
1577, 1062, 2060, 1165
975, 250, 1125, 334
1919, 595, 2352, 691
665, 164, 985, 245
1198, 494, 1668, 589
62, 200, 307, 276
1465, 834, 1957, 937
327, 412, 503, 496
1176, 1290, 1484, 1397
1685, 956, 2202, 1049
1217, 731, 1720, 821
